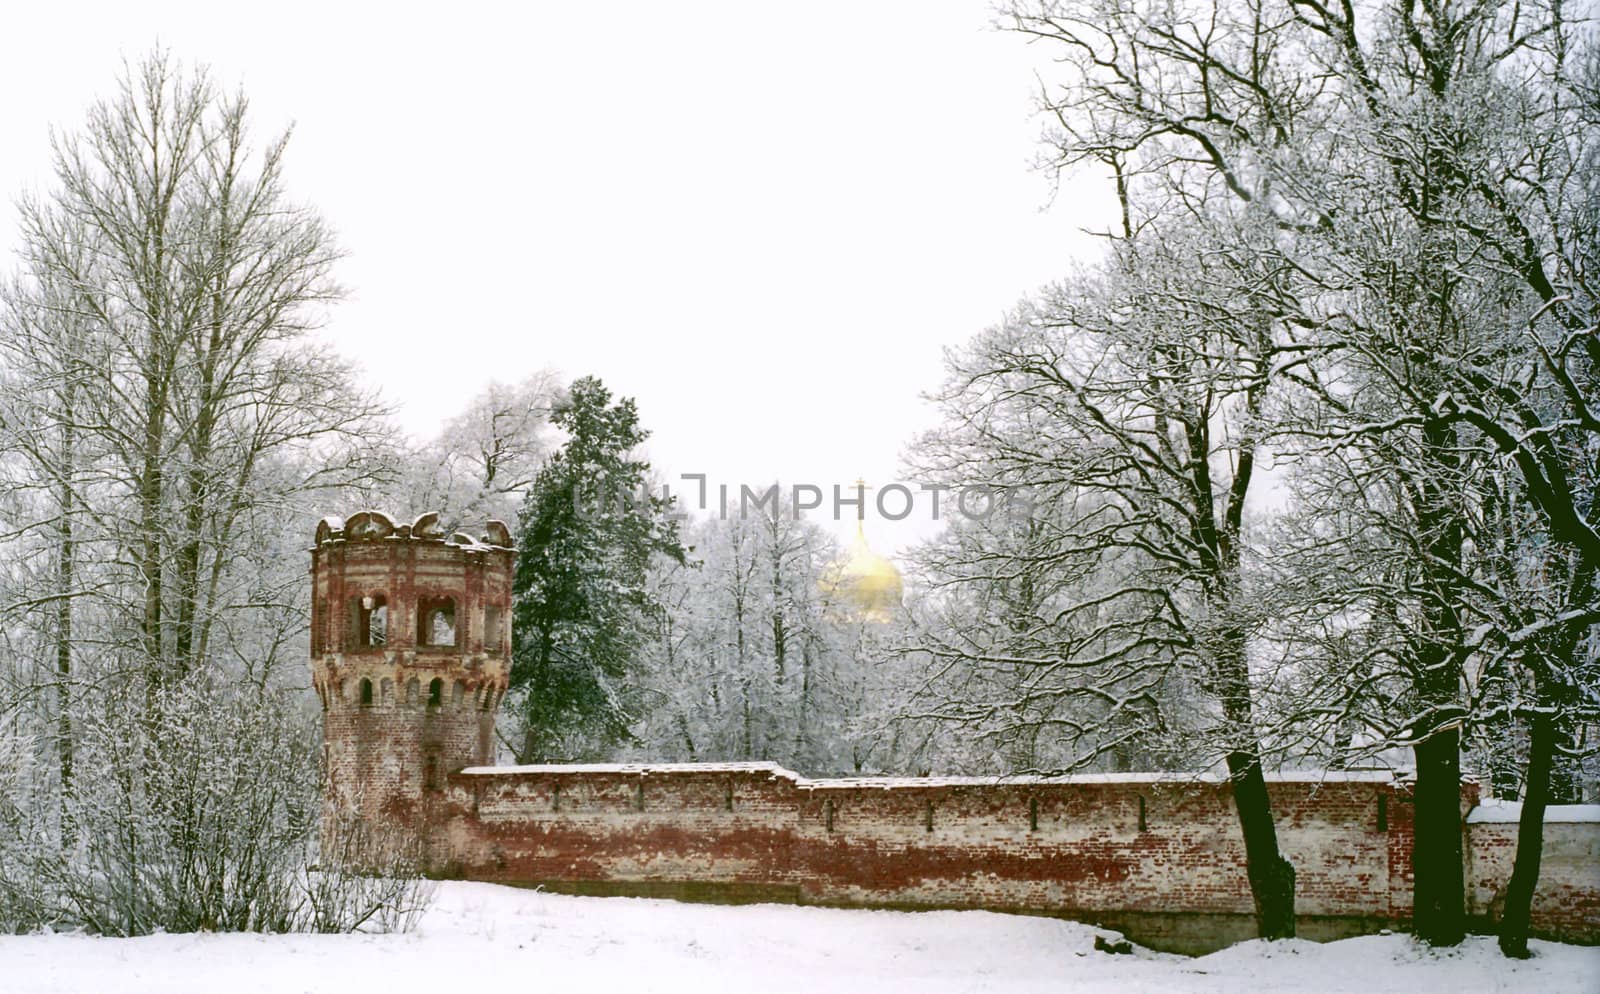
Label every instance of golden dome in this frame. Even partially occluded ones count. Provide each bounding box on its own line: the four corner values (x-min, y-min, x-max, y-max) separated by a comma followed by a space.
821, 518, 904, 623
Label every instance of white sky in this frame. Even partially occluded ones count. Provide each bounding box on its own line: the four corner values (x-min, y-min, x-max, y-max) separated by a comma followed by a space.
0, 1, 1116, 552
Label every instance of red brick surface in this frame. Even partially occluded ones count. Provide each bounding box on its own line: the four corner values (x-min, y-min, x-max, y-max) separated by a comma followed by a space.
1466, 819, 1600, 943
438, 770, 1412, 937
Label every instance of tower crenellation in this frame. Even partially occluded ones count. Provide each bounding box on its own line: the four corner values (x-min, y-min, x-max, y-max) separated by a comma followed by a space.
310, 509, 513, 868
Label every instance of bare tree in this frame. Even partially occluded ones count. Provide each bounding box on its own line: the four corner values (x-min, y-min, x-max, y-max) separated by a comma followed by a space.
397, 371, 559, 530
911, 209, 1303, 937
0, 51, 401, 933
4, 51, 390, 689
1000, 0, 1597, 947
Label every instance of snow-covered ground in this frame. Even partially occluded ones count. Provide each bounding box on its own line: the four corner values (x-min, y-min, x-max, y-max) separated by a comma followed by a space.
2, 882, 1595, 994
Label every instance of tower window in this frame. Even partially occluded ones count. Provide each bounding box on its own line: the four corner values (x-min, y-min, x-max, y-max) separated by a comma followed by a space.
418, 597, 457, 647
428, 678, 443, 708
484, 605, 504, 654
359, 678, 373, 707
349, 594, 387, 649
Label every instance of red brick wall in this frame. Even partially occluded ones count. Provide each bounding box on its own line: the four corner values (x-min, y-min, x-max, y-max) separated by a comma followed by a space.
413, 764, 1599, 953
1467, 818, 1600, 943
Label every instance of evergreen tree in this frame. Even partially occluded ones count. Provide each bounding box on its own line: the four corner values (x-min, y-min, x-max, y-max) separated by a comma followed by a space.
509, 376, 686, 761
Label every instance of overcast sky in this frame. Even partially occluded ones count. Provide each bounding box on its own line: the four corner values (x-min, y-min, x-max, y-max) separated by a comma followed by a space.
0, 1, 1115, 552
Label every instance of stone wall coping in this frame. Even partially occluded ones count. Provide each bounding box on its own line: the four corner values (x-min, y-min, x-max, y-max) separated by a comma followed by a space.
1467, 800, 1600, 823
455, 761, 1406, 788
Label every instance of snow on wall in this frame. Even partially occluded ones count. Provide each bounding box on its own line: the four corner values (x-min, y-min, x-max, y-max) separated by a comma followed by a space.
460, 761, 1407, 786
1466, 801, 1600, 824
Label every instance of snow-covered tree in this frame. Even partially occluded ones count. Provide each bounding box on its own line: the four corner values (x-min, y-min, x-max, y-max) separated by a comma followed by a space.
626, 492, 910, 776
999, 0, 1598, 949
508, 376, 687, 761
391, 371, 559, 530
911, 208, 1303, 937
0, 51, 407, 934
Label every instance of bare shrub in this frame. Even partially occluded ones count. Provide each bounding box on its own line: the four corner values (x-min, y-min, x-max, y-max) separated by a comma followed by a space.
0, 676, 434, 935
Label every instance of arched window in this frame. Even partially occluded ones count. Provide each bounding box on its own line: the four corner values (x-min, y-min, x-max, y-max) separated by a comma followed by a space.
428, 678, 444, 708
417, 596, 457, 647
349, 594, 388, 649
359, 678, 373, 707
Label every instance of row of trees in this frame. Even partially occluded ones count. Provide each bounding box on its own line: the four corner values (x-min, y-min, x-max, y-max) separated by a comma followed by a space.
896, 0, 1598, 955
623, 500, 929, 775
446, 3, 1600, 957
0, 53, 426, 934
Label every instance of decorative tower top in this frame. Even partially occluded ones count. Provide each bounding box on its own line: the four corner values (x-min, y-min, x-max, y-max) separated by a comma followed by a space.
309, 510, 514, 664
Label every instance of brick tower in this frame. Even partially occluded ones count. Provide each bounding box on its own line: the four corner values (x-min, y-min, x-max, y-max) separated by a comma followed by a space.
309, 510, 513, 869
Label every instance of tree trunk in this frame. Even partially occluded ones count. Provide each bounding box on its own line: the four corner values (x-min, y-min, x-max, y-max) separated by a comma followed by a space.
794, 638, 814, 767
1408, 418, 1468, 947
1412, 728, 1467, 945
55, 411, 75, 841
1226, 749, 1297, 939
175, 295, 227, 677
518, 625, 555, 763
1214, 616, 1295, 939
138, 379, 169, 688
1498, 711, 1556, 957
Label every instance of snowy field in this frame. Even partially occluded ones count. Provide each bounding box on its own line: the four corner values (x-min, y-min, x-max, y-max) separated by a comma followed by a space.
2, 881, 1596, 994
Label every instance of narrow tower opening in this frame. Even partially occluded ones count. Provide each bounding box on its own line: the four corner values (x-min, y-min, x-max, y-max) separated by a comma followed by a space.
348, 594, 387, 649
484, 605, 504, 654
418, 597, 457, 647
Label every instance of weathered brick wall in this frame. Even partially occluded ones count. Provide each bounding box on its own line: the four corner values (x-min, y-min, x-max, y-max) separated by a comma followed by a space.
322, 704, 493, 866
1466, 813, 1600, 943
419, 763, 1600, 953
